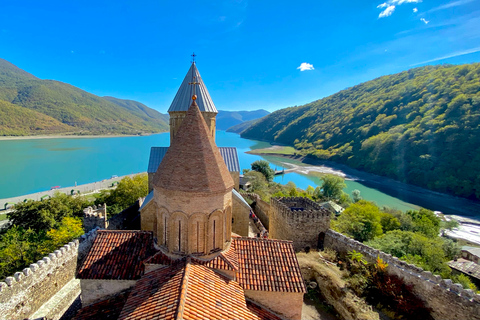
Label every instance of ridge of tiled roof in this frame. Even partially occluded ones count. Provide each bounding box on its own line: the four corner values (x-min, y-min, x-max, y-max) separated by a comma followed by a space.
77, 230, 155, 280
118, 261, 280, 320
153, 100, 234, 193
118, 264, 187, 320
233, 237, 306, 293
168, 62, 217, 113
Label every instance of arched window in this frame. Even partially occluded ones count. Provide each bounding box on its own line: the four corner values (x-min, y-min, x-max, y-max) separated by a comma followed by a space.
189, 213, 206, 254
208, 211, 223, 252
169, 212, 187, 254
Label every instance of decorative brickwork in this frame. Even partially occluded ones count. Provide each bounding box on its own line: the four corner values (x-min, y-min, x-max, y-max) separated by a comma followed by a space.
270, 197, 330, 251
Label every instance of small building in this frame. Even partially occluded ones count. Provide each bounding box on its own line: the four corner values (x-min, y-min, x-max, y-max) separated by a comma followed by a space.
461, 246, 480, 264
320, 200, 344, 215
448, 258, 480, 287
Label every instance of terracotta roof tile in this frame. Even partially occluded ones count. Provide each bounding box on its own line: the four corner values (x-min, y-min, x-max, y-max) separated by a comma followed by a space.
180, 264, 266, 320
246, 300, 283, 320
191, 243, 239, 271
77, 230, 155, 280
118, 264, 186, 320
117, 262, 282, 320
72, 289, 131, 320
233, 237, 306, 293
144, 250, 185, 266
153, 101, 234, 194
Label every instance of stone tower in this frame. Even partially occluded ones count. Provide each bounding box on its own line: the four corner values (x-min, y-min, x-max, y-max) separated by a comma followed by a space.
142, 95, 234, 257
168, 62, 217, 143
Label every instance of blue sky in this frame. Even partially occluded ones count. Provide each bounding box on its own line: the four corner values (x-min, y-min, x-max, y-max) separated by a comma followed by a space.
1, 0, 479, 113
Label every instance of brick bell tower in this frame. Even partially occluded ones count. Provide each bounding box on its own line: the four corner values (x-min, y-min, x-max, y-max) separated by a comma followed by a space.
142, 93, 234, 257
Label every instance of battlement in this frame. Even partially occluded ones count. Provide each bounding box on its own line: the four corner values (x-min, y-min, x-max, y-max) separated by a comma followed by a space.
271, 197, 330, 223
0, 228, 99, 319
84, 204, 108, 231
270, 197, 331, 251
325, 229, 480, 319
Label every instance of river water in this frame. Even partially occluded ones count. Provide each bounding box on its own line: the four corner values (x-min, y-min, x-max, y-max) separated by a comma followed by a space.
0, 131, 425, 212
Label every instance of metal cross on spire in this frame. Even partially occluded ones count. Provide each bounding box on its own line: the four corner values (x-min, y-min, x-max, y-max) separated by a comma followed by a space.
191, 52, 196, 63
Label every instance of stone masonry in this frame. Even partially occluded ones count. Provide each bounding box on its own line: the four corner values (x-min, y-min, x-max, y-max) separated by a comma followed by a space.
83, 204, 107, 232
270, 197, 330, 251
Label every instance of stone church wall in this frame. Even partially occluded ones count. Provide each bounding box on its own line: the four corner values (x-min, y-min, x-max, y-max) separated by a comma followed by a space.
0, 228, 98, 320
270, 197, 330, 251
325, 229, 480, 320
232, 192, 250, 237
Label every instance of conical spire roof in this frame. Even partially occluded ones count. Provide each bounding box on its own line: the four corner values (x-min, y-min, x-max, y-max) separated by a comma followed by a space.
154, 99, 233, 193
168, 63, 218, 113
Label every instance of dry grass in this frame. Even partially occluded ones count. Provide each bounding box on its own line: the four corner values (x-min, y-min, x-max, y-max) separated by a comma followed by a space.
297, 250, 382, 320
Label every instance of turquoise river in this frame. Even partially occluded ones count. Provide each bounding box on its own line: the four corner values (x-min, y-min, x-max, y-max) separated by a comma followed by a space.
0, 131, 420, 212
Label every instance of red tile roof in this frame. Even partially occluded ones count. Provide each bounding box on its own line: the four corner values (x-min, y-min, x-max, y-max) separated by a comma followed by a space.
144, 250, 185, 266
118, 264, 186, 320
233, 237, 306, 293
72, 289, 131, 320
77, 230, 155, 280
119, 261, 281, 320
191, 243, 239, 271
246, 300, 283, 320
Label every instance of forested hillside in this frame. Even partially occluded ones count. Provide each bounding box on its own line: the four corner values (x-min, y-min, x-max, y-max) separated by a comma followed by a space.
216, 109, 269, 130
0, 58, 169, 136
242, 63, 480, 200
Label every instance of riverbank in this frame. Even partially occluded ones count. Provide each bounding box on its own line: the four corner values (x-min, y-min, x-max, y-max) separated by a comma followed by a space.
248, 148, 480, 219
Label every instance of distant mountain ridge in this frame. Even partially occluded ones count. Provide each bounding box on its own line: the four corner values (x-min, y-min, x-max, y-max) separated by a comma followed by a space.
242, 63, 480, 200
0, 58, 169, 136
216, 109, 269, 131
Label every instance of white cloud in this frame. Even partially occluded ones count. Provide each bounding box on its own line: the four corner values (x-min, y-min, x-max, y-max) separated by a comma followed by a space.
379, 5, 396, 18
413, 7, 418, 12
297, 63, 314, 71
377, 0, 421, 18
420, 18, 429, 24
411, 46, 480, 66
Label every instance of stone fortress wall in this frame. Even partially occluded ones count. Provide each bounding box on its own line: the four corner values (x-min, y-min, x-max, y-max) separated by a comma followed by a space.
325, 229, 480, 320
245, 192, 480, 320
270, 197, 330, 251
0, 228, 99, 320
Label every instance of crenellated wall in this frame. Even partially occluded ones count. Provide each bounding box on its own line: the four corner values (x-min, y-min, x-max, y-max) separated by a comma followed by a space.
0, 228, 98, 320
325, 229, 480, 320
83, 204, 108, 232
270, 197, 330, 251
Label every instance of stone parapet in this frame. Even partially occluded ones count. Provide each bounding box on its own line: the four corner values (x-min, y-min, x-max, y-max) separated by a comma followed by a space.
0, 228, 99, 320
325, 229, 480, 320
269, 197, 330, 251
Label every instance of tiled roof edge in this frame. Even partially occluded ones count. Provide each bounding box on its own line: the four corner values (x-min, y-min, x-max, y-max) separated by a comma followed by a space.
175, 261, 191, 319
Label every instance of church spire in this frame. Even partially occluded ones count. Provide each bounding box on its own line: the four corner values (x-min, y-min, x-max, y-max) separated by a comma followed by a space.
154, 97, 233, 194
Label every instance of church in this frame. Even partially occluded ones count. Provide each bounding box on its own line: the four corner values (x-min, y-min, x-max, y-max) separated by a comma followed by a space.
73, 61, 306, 320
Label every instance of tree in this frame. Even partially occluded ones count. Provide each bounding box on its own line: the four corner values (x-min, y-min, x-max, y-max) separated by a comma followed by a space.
320, 174, 346, 201
351, 189, 362, 202
7, 192, 91, 232
332, 200, 383, 242
251, 160, 275, 182
95, 174, 148, 214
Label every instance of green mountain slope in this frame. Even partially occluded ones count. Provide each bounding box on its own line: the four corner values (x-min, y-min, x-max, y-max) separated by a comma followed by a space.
242, 63, 480, 200
226, 119, 261, 134
0, 58, 169, 136
216, 109, 269, 130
